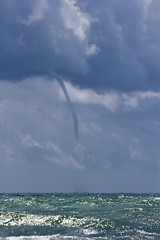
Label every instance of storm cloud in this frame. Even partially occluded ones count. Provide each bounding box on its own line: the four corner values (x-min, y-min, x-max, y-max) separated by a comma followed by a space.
0, 0, 160, 192
2, 0, 160, 92
0, 0, 98, 81
62, 0, 160, 91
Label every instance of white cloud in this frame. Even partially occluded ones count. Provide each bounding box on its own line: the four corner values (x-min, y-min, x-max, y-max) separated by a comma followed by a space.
122, 94, 139, 109
60, 0, 99, 57
46, 141, 85, 170
58, 81, 119, 112
86, 44, 99, 56
122, 91, 160, 109
142, 0, 153, 22
137, 91, 160, 99
22, 134, 42, 148
22, 0, 49, 25
58, 81, 160, 113
60, 0, 91, 42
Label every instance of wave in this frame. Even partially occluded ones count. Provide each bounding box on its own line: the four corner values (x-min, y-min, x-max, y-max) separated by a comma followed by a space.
0, 235, 108, 240
0, 212, 115, 230
1, 194, 160, 239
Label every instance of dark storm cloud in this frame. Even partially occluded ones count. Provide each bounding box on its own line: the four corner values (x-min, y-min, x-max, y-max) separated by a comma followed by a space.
64, 0, 160, 91
1, 0, 160, 92
0, 0, 98, 138
0, 0, 96, 81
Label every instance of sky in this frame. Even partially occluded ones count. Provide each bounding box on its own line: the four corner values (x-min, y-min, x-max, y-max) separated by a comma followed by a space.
0, 0, 160, 193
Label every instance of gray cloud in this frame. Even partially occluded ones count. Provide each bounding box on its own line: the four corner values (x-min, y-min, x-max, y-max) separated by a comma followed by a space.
0, 0, 160, 192
0, 0, 97, 81
1, 0, 160, 92
0, 78, 159, 192
65, 0, 160, 91
0, 0, 98, 139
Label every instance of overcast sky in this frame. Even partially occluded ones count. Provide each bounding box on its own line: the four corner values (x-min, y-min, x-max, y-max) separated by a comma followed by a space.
0, 0, 160, 193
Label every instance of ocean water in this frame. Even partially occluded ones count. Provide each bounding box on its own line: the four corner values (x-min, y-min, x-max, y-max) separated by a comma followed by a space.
0, 193, 160, 239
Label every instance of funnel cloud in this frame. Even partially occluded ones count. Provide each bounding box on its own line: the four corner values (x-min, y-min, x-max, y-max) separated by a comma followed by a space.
57, 77, 79, 140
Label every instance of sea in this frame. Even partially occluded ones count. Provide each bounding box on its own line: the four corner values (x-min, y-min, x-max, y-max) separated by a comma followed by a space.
0, 193, 160, 240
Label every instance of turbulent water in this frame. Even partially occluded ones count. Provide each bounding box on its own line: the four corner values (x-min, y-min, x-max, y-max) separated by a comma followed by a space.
0, 193, 160, 239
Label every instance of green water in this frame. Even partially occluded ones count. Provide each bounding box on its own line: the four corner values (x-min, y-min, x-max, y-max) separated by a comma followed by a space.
0, 193, 160, 239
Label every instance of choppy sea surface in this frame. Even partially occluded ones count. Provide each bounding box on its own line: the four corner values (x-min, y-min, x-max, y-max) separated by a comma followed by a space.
0, 193, 160, 239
